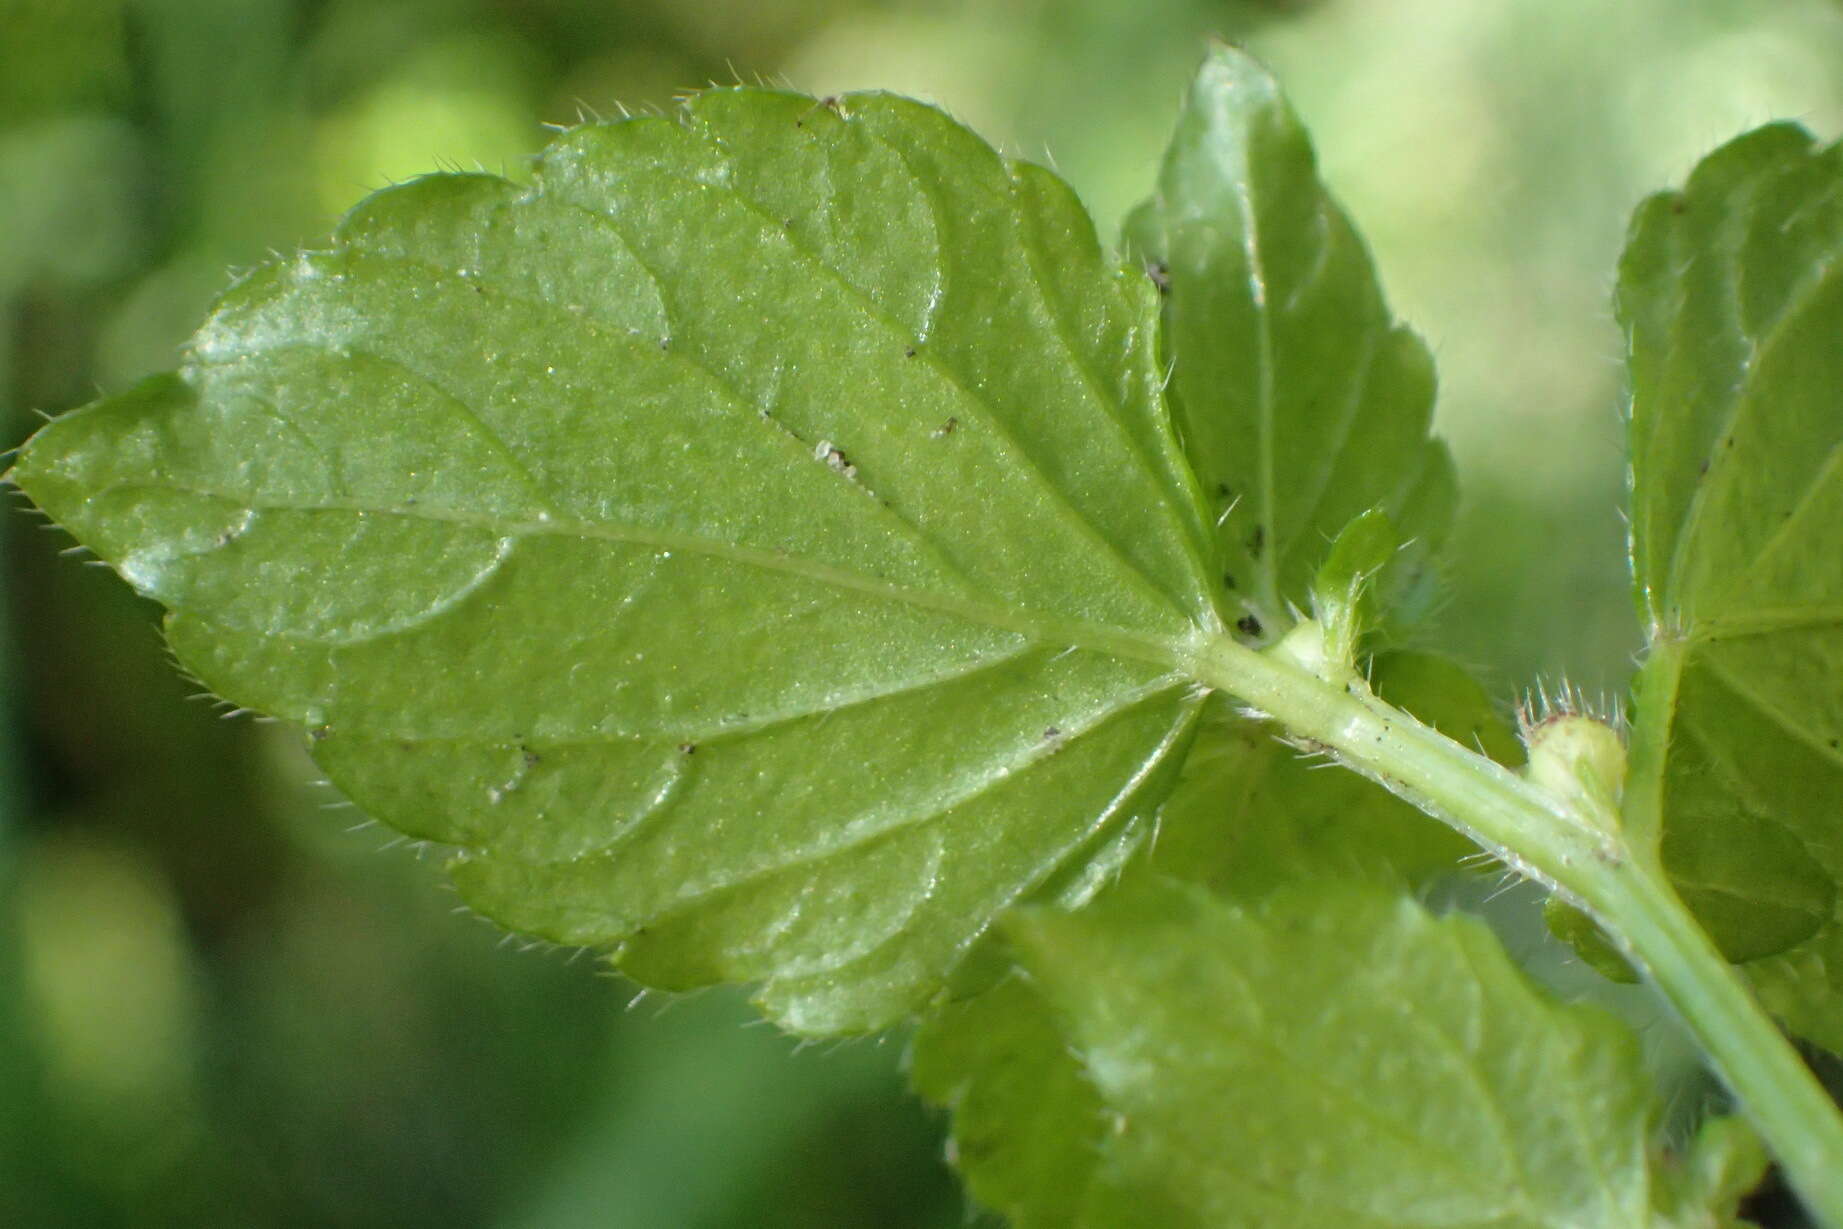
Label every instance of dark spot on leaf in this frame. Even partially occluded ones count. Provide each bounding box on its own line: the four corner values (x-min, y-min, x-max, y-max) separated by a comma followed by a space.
1699, 459, 1709, 475
1236, 614, 1263, 637
1222, 571, 1237, 590
1248, 524, 1265, 558
1215, 481, 1232, 500
1671, 198, 1687, 215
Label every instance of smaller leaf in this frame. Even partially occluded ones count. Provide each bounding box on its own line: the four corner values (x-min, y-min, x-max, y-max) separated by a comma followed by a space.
922, 874, 1703, 1228
1542, 896, 1639, 985
1307, 507, 1396, 672
1125, 44, 1455, 637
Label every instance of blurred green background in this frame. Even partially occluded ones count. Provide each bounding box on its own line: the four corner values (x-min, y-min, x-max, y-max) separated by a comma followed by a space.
5, 0, 1843, 1225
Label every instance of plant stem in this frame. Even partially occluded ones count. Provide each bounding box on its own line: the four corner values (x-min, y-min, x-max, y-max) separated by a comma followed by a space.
1190, 633, 1843, 1228
1580, 855, 1843, 1227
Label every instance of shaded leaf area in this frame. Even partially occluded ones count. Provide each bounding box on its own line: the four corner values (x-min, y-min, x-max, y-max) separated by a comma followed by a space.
915, 876, 1764, 1228
1149, 650, 1517, 897
1619, 123, 1843, 1049
1124, 44, 1455, 640
10, 87, 1232, 1036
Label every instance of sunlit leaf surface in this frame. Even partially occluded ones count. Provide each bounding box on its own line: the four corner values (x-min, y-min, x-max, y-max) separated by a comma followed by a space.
12, 88, 1230, 1035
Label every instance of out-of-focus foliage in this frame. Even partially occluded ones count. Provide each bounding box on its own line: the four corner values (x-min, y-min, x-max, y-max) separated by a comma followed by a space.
3, 0, 1842, 1225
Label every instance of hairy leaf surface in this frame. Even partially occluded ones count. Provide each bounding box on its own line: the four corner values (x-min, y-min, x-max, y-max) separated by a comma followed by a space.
1620, 123, 1843, 1048
923, 876, 1707, 1228
1124, 44, 1455, 637
11, 87, 1235, 1035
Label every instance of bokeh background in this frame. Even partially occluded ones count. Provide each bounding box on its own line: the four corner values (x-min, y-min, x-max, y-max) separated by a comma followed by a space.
5, 0, 1843, 1225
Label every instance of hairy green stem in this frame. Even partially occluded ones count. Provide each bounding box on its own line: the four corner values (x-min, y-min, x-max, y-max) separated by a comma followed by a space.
1191, 633, 1843, 1227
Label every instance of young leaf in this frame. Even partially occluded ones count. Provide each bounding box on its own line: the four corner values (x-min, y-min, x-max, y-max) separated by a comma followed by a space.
9, 88, 1233, 1035
1309, 507, 1399, 669
1619, 122, 1843, 1050
1124, 44, 1455, 636
926, 874, 1707, 1228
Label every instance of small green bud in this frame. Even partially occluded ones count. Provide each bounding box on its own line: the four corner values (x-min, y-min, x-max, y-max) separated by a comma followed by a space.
1522, 713, 1626, 828
1271, 617, 1355, 686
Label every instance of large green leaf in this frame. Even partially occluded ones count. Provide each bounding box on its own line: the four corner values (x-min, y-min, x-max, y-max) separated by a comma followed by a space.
1124, 43, 1455, 638
10, 87, 1234, 1035
920, 875, 1754, 1228
1619, 122, 1843, 1049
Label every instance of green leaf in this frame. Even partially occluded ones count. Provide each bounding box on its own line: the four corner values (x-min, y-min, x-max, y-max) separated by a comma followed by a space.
10, 87, 1233, 1035
909, 973, 1113, 1227
1149, 650, 1511, 898
1310, 507, 1398, 665
928, 875, 1692, 1228
1619, 122, 1843, 1048
1124, 44, 1455, 639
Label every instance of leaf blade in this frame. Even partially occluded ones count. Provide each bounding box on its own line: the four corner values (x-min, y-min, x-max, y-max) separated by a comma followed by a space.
1124, 44, 1454, 634
921, 876, 1703, 1228
1619, 122, 1843, 1046
11, 87, 1226, 1035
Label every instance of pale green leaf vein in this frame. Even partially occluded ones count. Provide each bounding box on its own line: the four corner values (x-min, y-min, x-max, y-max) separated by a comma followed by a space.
1694, 606, 1843, 641
560, 151, 1200, 625
82, 478, 1202, 675
1285, 326, 1386, 584
1198, 954, 1516, 1199
1721, 434, 1843, 611
609, 676, 1194, 914
198, 321, 988, 601
1699, 651, 1843, 778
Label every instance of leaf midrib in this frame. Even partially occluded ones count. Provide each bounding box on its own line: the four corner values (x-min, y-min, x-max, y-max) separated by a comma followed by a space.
85, 475, 1213, 676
